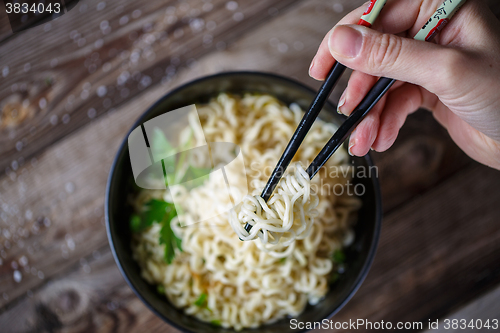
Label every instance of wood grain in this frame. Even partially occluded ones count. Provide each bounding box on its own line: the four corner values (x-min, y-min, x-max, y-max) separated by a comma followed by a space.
423, 284, 500, 332
0, 0, 303, 173
0, 4, 11, 42
0, 246, 179, 332
0, 84, 175, 309
371, 110, 472, 212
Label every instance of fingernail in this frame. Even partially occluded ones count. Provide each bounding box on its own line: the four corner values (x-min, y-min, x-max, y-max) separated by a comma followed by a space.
309, 58, 316, 77
348, 142, 355, 156
348, 129, 357, 156
328, 25, 363, 58
337, 89, 347, 114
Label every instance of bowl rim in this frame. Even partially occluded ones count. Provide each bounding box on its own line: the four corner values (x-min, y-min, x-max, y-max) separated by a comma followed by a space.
105, 70, 382, 333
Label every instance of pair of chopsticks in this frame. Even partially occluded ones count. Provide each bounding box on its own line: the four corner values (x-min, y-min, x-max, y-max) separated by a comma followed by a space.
244, 0, 468, 234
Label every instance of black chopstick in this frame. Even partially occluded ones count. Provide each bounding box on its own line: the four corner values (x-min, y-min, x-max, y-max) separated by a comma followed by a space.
243, 62, 347, 233
306, 77, 395, 178
260, 62, 347, 202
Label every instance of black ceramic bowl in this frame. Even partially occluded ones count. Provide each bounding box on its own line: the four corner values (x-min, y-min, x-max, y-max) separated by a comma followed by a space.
106, 71, 382, 333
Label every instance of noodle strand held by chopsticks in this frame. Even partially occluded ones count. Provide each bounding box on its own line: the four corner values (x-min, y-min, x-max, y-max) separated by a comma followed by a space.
230, 163, 320, 258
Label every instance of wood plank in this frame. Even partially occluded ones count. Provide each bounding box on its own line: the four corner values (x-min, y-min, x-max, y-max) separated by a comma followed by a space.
0, 0, 303, 173
370, 110, 472, 212
422, 284, 500, 333
0, 83, 179, 309
0, 2, 11, 42
1, 163, 499, 332
0, 246, 179, 332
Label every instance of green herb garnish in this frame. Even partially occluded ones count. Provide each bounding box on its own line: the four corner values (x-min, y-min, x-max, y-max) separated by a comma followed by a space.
194, 293, 208, 308
329, 272, 340, 284
159, 206, 183, 264
144, 199, 172, 225
210, 320, 221, 326
151, 127, 177, 161
279, 258, 286, 264
129, 198, 167, 233
181, 165, 211, 188
130, 198, 182, 264
151, 129, 210, 188
333, 250, 346, 263
130, 214, 142, 232
130, 130, 213, 264
157, 285, 165, 294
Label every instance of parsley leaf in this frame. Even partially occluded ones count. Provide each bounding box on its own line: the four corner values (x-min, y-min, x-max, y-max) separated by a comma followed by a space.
183, 165, 211, 180
159, 206, 182, 264
333, 250, 346, 263
194, 293, 208, 308
157, 285, 165, 294
150, 128, 177, 182
129, 199, 169, 232
151, 129, 210, 188
181, 165, 212, 188
329, 272, 340, 284
130, 214, 142, 232
143, 199, 170, 226
131, 130, 209, 263
130, 198, 182, 264
151, 128, 177, 159
210, 320, 221, 326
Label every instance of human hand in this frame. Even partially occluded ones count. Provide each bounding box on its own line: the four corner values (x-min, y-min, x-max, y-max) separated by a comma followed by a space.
309, 0, 500, 170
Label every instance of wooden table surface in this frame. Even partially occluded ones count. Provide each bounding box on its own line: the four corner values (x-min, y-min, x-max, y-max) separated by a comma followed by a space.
1, 0, 499, 332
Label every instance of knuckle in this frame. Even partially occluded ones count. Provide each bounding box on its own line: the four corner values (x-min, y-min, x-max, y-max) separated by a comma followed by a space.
367, 33, 403, 73
441, 49, 469, 83
378, 126, 399, 150
400, 94, 419, 115
381, 120, 399, 142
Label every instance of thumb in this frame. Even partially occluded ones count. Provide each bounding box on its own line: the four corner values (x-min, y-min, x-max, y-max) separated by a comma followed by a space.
328, 24, 466, 96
